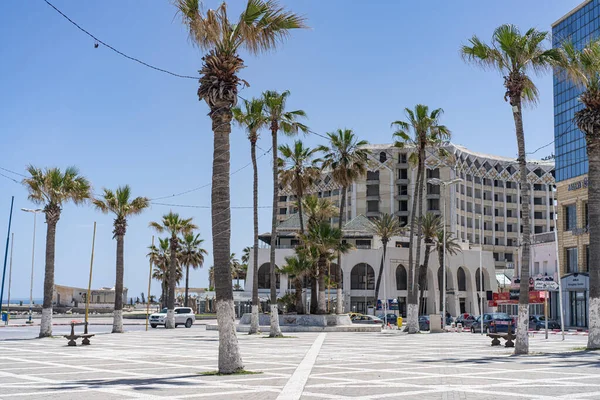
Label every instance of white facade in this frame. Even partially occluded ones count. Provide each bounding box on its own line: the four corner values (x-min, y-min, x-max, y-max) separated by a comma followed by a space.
247, 215, 498, 317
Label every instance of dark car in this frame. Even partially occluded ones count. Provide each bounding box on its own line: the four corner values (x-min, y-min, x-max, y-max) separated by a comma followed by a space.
455, 314, 477, 329
529, 315, 560, 330
419, 315, 431, 331
471, 313, 514, 334
376, 314, 398, 325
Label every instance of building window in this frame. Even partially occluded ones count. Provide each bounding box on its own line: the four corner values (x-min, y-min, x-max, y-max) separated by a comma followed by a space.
427, 184, 440, 195
351, 263, 374, 289
396, 265, 408, 290
356, 240, 371, 249
398, 185, 408, 195
505, 253, 513, 262
534, 225, 544, 234
367, 201, 379, 213
279, 196, 287, 202
506, 195, 512, 203
566, 247, 578, 273
398, 169, 408, 179
534, 262, 540, 275
399, 216, 408, 226
279, 208, 287, 215
534, 197, 544, 205
428, 199, 440, 211
366, 185, 379, 196
379, 152, 387, 163
507, 238, 513, 247
398, 153, 407, 164
426, 168, 440, 179
395, 241, 409, 248
565, 204, 577, 231
507, 209, 512, 218
399, 200, 408, 211
367, 171, 380, 181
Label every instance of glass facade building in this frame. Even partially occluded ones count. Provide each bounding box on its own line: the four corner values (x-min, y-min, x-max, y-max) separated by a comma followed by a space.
552, 0, 600, 182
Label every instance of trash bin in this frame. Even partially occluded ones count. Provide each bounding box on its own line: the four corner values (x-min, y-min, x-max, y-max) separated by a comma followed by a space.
397, 316, 403, 328
1, 312, 7, 322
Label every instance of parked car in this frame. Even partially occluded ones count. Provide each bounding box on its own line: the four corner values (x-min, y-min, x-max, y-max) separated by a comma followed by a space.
470, 313, 514, 333
529, 315, 561, 330
348, 312, 363, 321
149, 307, 195, 328
419, 315, 431, 331
352, 315, 384, 326
376, 313, 398, 325
455, 314, 477, 329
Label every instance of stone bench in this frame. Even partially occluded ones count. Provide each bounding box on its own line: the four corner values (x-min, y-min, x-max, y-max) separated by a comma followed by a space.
64, 321, 95, 346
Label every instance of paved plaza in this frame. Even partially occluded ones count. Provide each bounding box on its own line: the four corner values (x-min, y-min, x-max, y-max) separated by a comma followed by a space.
0, 326, 598, 399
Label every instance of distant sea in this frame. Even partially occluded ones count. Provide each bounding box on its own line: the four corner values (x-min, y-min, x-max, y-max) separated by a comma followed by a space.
1, 298, 43, 304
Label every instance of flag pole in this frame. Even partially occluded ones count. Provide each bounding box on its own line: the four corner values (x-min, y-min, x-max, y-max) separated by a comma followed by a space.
0, 196, 15, 318
6, 233, 14, 325
85, 222, 97, 324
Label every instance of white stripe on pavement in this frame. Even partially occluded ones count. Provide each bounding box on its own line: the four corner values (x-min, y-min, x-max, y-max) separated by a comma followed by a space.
277, 333, 326, 400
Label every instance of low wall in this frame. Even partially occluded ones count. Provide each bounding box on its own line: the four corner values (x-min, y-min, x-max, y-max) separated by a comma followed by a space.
239, 313, 353, 327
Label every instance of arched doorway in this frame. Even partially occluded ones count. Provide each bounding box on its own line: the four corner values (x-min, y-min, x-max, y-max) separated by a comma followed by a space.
457, 267, 467, 291
351, 263, 374, 290
257, 263, 280, 289
396, 264, 407, 290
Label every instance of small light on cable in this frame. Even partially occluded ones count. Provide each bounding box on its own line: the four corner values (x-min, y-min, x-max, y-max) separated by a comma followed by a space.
94, 40, 99, 49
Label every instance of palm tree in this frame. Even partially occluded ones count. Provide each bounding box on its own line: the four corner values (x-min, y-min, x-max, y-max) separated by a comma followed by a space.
555, 37, 600, 348
22, 166, 91, 338
279, 140, 322, 233
435, 229, 461, 316
233, 99, 269, 334
175, 0, 306, 371
280, 254, 313, 314
461, 25, 558, 354
263, 89, 309, 337
148, 237, 171, 308
303, 221, 353, 314
149, 212, 197, 328
369, 214, 405, 310
241, 246, 251, 266
179, 233, 207, 307
208, 265, 215, 290
301, 195, 339, 313
93, 185, 149, 333
321, 129, 370, 314
230, 253, 242, 289
418, 213, 442, 314
392, 105, 450, 333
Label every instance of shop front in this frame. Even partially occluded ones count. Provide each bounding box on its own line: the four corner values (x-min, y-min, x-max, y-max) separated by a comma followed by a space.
561, 273, 589, 328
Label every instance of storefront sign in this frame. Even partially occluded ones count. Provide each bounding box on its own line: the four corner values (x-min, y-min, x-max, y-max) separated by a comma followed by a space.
490, 290, 545, 306
563, 274, 589, 290
567, 177, 588, 191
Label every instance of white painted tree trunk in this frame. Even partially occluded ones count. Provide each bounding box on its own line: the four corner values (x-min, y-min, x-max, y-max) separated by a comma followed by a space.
249, 305, 260, 335
39, 308, 52, 338
269, 304, 282, 337
165, 309, 175, 329
216, 299, 244, 373
406, 303, 419, 333
588, 297, 600, 349
112, 309, 123, 333
336, 288, 343, 314
318, 288, 326, 314
514, 304, 529, 355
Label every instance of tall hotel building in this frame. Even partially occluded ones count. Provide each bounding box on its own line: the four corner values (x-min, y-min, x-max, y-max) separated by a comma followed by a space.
553, 0, 600, 328
248, 143, 555, 315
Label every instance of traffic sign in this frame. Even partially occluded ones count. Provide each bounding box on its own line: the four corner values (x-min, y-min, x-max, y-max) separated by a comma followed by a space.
534, 281, 559, 291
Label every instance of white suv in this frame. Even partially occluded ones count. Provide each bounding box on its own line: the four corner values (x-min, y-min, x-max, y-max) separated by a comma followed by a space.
149, 307, 195, 328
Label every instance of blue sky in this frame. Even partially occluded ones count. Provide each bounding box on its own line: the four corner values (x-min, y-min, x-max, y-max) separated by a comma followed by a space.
0, 0, 582, 300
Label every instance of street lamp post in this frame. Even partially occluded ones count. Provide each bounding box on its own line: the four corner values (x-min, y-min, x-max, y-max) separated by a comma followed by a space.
22, 208, 43, 324
428, 177, 462, 330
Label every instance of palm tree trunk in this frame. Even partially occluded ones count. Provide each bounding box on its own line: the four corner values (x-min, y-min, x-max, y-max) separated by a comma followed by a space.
161, 279, 167, 309
587, 132, 600, 349
112, 234, 125, 333
270, 128, 282, 337
295, 277, 304, 314
250, 134, 260, 334
211, 103, 243, 373
413, 148, 426, 322
513, 100, 531, 355
297, 179, 305, 234
318, 256, 327, 314
336, 185, 347, 314
39, 210, 59, 338
406, 162, 422, 333
310, 273, 318, 314
419, 245, 432, 314
184, 265, 190, 308
166, 237, 177, 329
437, 248, 443, 314
374, 240, 388, 304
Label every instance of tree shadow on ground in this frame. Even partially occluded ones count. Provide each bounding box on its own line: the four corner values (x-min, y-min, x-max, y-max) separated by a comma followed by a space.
418, 350, 600, 368
51, 374, 201, 391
